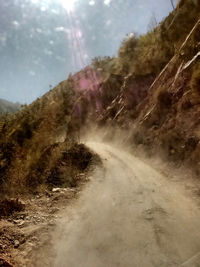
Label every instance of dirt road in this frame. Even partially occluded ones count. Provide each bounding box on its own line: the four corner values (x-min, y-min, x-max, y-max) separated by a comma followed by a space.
37, 142, 200, 267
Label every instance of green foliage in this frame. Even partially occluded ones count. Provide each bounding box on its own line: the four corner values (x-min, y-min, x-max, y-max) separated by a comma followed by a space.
118, 35, 138, 60
91, 56, 119, 77
0, 77, 78, 195
92, 56, 113, 68
117, 1, 200, 76
165, 0, 200, 44
118, 28, 174, 76
118, 34, 139, 74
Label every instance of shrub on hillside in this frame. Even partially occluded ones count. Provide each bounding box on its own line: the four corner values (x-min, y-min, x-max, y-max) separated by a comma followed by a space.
117, 0, 200, 78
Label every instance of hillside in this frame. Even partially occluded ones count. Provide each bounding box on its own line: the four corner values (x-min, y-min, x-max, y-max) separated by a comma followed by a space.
0, 0, 200, 196
94, 0, 200, 174
1, 1, 200, 266
0, 98, 20, 116
0, 79, 94, 195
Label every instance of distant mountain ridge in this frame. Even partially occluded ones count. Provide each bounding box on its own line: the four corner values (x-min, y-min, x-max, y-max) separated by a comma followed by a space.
0, 98, 21, 115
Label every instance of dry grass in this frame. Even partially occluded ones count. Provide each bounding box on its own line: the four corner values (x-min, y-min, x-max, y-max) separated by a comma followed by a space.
190, 64, 200, 94
0, 78, 93, 196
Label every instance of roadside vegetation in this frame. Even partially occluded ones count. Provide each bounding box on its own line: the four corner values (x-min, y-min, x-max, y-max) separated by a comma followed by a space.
90, 0, 200, 175
1, 0, 200, 198
0, 79, 94, 196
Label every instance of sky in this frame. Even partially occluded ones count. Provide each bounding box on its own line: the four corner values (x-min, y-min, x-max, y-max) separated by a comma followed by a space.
0, 0, 177, 104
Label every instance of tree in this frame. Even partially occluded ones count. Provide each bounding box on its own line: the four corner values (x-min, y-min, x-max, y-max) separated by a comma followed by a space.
147, 12, 158, 32
170, 0, 175, 10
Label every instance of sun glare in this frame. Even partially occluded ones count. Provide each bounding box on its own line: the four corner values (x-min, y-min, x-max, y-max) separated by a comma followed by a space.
60, 0, 77, 12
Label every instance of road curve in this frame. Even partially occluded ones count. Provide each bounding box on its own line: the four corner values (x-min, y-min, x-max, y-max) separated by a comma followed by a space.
52, 142, 200, 267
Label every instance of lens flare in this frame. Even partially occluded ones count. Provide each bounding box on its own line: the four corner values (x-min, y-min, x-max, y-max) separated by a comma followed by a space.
60, 0, 77, 12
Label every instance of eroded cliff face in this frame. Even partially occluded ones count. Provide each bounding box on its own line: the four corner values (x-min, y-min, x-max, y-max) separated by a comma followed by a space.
94, 3, 200, 174
135, 20, 200, 172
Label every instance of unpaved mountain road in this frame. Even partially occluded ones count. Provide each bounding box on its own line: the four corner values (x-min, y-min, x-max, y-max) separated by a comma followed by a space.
36, 142, 200, 267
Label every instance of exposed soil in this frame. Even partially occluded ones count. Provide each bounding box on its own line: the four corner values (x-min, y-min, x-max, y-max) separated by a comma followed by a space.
0, 199, 25, 219
3, 141, 200, 267
0, 3, 200, 266
0, 164, 97, 267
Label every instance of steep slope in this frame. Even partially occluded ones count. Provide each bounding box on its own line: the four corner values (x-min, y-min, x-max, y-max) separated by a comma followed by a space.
0, 79, 94, 195
2, 2, 200, 265
1, 0, 200, 196
134, 19, 200, 173
96, 0, 200, 174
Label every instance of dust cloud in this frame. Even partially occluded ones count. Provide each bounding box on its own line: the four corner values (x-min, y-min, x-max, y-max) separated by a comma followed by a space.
46, 133, 200, 267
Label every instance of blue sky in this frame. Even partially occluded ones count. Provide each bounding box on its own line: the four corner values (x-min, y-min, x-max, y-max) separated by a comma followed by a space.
0, 0, 177, 103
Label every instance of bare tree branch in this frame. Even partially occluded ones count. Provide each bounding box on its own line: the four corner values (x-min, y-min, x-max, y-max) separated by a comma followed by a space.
170, 0, 175, 10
